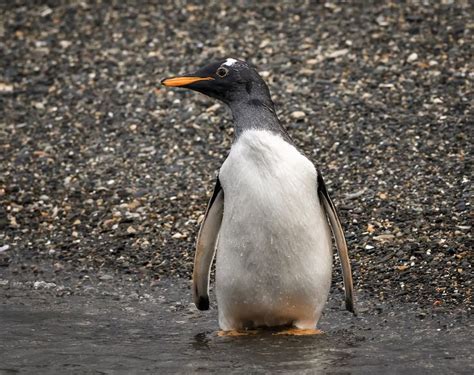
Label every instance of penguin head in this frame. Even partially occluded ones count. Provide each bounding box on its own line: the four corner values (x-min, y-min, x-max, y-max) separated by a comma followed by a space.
161, 58, 272, 106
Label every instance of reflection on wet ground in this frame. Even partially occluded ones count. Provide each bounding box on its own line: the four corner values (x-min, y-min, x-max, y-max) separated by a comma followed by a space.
0, 280, 472, 374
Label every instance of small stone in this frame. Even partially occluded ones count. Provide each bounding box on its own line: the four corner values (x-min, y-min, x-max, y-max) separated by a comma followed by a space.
206, 103, 221, 113
417, 312, 427, 319
374, 234, 395, 241
59, 40, 72, 48
377, 192, 388, 200
0, 83, 14, 93
396, 265, 410, 271
99, 274, 114, 281
259, 39, 271, 48
407, 53, 418, 63
376, 15, 389, 26
172, 232, 184, 239
299, 68, 314, 76
129, 292, 140, 300
33, 281, 57, 289
326, 49, 349, 59
9, 216, 18, 228
291, 111, 306, 120
39, 6, 52, 17
345, 189, 366, 199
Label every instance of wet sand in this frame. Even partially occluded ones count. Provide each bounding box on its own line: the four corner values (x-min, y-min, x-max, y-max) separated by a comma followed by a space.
1, 279, 471, 374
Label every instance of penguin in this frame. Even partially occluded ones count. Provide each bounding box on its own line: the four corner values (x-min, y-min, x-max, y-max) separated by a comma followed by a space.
162, 58, 355, 334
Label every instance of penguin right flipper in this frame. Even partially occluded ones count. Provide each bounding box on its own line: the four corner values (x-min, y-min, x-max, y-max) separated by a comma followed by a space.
193, 176, 224, 310
317, 171, 356, 315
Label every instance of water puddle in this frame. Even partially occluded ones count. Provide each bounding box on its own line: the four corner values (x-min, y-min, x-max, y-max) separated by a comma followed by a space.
0, 280, 471, 374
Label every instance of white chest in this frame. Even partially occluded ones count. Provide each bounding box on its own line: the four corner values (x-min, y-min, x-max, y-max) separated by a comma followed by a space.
218, 130, 323, 236
219, 130, 317, 201
215, 130, 333, 330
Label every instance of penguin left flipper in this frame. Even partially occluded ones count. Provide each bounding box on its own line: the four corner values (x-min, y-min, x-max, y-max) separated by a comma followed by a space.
317, 171, 356, 315
193, 176, 224, 310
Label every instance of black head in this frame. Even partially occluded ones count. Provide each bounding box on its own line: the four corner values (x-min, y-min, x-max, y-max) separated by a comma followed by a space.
161, 58, 272, 106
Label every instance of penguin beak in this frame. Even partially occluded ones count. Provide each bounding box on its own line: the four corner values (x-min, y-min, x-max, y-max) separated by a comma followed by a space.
161, 76, 214, 87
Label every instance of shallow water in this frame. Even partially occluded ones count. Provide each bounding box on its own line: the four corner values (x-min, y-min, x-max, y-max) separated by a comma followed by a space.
0, 281, 472, 374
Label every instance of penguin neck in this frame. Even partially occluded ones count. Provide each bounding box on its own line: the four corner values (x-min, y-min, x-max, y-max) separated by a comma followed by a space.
229, 99, 291, 142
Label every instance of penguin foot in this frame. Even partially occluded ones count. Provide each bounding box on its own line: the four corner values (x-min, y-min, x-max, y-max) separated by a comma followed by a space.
273, 328, 324, 336
217, 329, 258, 337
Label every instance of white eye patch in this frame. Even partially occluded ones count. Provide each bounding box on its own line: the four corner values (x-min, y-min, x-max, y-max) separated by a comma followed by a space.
223, 58, 238, 67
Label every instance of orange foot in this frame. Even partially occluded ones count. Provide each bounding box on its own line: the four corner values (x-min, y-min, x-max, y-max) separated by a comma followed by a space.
217, 329, 258, 337
273, 328, 324, 336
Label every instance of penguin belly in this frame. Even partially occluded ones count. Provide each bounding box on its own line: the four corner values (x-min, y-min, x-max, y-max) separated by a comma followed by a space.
216, 130, 333, 331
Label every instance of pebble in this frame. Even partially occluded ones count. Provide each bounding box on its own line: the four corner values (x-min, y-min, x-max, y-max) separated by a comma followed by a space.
0, 83, 14, 93
291, 111, 306, 120
99, 275, 114, 281
373, 234, 395, 241
345, 189, 366, 199
127, 226, 137, 235
326, 49, 349, 59
33, 281, 57, 290
407, 53, 418, 63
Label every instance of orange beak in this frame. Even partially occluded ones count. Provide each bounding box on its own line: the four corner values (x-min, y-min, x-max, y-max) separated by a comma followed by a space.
161, 76, 214, 87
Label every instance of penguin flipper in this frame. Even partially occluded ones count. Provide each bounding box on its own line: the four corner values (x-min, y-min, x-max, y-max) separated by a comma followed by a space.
317, 171, 356, 315
193, 176, 224, 310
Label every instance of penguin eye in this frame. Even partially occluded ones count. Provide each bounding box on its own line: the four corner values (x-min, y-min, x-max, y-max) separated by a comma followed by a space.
216, 67, 229, 78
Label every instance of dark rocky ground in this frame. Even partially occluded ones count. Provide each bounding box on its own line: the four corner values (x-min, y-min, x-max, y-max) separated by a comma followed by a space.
0, 0, 472, 315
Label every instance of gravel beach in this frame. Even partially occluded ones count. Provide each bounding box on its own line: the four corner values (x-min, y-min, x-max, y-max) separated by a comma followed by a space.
1, 0, 472, 313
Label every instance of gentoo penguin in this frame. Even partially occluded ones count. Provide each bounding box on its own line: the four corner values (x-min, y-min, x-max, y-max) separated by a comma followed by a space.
162, 58, 355, 334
